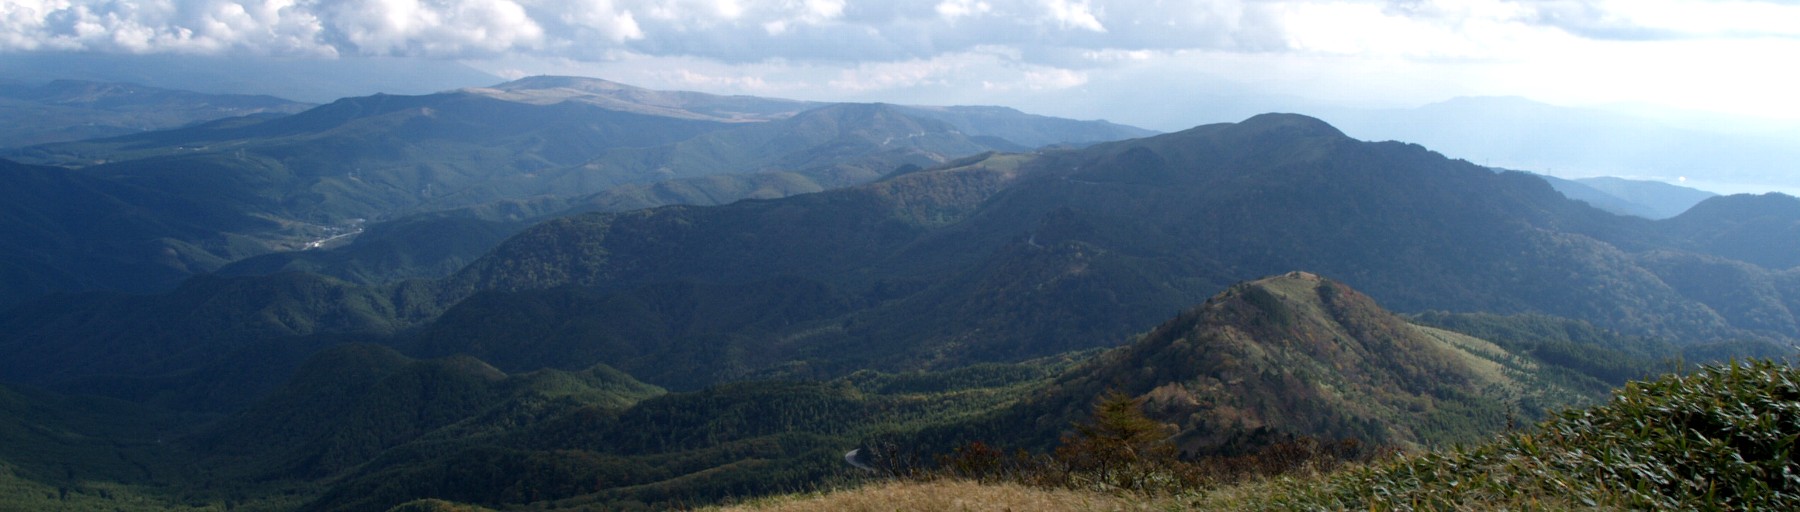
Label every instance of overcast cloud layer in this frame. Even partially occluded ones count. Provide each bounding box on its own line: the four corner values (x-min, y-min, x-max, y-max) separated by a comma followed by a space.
4, 0, 1799, 128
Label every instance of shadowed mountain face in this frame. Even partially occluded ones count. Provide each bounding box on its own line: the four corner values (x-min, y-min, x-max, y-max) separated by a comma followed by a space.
196, 343, 665, 480
0, 157, 262, 300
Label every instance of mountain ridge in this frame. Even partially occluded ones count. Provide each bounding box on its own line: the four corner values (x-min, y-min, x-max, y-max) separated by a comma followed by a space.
0, 79, 313, 148
417, 113, 1790, 392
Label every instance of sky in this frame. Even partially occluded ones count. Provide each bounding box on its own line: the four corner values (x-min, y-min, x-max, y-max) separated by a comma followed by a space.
4, 0, 1799, 132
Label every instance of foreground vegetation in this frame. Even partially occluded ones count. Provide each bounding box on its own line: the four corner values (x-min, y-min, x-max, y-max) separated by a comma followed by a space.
1281, 358, 1800, 510
722, 359, 1800, 511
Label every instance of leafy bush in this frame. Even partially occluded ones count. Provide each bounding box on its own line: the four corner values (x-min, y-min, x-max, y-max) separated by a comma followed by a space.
1278, 359, 1800, 510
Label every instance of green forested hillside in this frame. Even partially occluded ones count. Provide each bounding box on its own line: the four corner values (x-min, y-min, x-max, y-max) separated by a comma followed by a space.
0, 272, 444, 410
0, 157, 267, 306
207, 346, 1060, 511
0, 345, 668, 511
0, 382, 223, 511
197, 344, 665, 480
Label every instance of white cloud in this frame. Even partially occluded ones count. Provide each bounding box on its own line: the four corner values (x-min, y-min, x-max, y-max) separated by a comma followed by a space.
1276, 0, 1557, 60
989, 67, 1086, 90
1531, 0, 1800, 39
560, 0, 644, 43
7, 0, 1800, 125
667, 67, 768, 89
0, 0, 335, 55
935, 0, 991, 21
1043, 0, 1103, 32
6, 0, 1800, 61
321, 0, 547, 57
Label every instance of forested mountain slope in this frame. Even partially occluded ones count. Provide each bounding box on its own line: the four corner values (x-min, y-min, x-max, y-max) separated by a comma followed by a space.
436, 113, 1793, 389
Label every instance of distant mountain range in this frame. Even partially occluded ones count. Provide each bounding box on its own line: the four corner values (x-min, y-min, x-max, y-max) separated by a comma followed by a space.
1537, 174, 1715, 219
0, 80, 314, 148
0, 52, 501, 103
0, 76, 1152, 307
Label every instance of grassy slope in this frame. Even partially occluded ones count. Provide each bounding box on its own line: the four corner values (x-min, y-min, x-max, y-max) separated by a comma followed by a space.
712, 479, 1165, 512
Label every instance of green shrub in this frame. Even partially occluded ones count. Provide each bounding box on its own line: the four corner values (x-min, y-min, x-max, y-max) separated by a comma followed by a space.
1279, 359, 1800, 510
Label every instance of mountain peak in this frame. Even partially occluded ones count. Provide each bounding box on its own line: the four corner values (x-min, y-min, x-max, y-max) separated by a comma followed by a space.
488, 75, 642, 93
1061, 271, 1542, 451
1233, 113, 1347, 139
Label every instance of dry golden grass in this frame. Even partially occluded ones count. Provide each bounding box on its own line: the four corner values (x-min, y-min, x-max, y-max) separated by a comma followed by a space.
707, 478, 1186, 512
701, 474, 1617, 512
